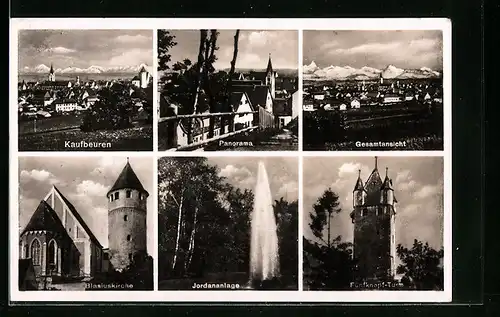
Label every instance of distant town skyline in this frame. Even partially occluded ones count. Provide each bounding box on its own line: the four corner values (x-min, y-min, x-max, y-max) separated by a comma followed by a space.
18, 30, 153, 72
164, 30, 298, 70
303, 30, 443, 70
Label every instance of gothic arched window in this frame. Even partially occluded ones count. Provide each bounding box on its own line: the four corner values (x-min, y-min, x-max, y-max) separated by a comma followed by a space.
47, 240, 57, 267
30, 239, 41, 266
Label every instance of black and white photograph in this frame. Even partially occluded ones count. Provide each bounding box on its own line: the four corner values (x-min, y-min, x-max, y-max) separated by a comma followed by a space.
18, 156, 154, 291
303, 30, 444, 151
157, 156, 298, 290
17, 30, 154, 151
302, 156, 445, 291
157, 30, 299, 151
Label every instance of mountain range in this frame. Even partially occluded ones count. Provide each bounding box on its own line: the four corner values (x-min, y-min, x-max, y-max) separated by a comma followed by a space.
20, 64, 153, 74
303, 61, 441, 80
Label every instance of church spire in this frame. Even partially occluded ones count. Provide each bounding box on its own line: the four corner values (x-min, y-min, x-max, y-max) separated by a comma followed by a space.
266, 53, 273, 73
50, 63, 54, 74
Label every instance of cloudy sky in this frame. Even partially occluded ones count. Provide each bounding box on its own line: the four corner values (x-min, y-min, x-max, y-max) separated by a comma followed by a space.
206, 157, 299, 203
303, 156, 444, 253
164, 30, 298, 70
303, 30, 443, 70
18, 157, 154, 253
18, 30, 153, 69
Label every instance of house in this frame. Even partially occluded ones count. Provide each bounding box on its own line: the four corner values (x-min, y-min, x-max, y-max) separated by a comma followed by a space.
52, 99, 78, 112
424, 92, 432, 101
351, 99, 361, 109
313, 93, 325, 100
383, 94, 402, 104
132, 76, 141, 88
303, 104, 315, 112
290, 90, 300, 119
404, 93, 414, 101
233, 85, 273, 114
339, 103, 348, 111
18, 259, 38, 290
231, 92, 254, 130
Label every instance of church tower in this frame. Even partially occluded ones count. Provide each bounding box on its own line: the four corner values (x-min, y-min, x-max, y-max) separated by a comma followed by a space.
350, 157, 397, 282
139, 65, 149, 89
107, 159, 149, 271
265, 54, 276, 99
48, 64, 55, 82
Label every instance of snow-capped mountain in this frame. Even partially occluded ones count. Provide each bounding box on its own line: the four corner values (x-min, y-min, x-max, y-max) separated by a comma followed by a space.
303, 61, 441, 80
20, 63, 152, 74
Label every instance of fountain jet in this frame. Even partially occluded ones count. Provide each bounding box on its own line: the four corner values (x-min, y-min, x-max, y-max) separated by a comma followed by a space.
249, 161, 280, 282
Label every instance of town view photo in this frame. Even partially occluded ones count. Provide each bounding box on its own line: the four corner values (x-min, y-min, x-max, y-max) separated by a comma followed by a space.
302, 30, 444, 151
158, 30, 299, 151
18, 156, 154, 291
157, 156, 299, 290
302, 156, 445, 291
18, 30, 154, 151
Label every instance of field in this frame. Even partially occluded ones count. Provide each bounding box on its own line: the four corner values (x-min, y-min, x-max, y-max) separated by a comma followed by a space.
19, 114, 84, 134
303, 102, 443, 151
18, 126, 153, 151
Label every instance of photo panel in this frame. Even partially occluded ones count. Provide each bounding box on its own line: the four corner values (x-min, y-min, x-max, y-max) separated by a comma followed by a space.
157, 156, 299, 290
302, 30, 444, 151
17, 30, 154, 151
157, 30, 299, 152
302, 156, 447, 292
17, 156, 155, 291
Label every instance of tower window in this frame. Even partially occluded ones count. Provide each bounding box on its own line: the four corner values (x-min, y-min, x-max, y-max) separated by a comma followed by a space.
124, 215, 128, 221
128, 253, 133, 261
139, 193, 143, 200
126, 190, 131, 198
114, 192, 119, 200
126, 235, 131, 241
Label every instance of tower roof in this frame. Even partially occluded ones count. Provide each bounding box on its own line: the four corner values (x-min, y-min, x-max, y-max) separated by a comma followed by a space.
107, 160, 148, 196
50, 64, 54, 74
363, 157, 384, 205
139, 65, 147, 73
381, 167, 394, 190
266, 54, 273, 73
353, 169, 364, 191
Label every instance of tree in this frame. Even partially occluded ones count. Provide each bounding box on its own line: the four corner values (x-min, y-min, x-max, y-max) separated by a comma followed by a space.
396, 239, 444, 290
274, 198, 299, 285
80, 87, 133, 131
303, 188, 354, 290
158, 30, 177, 84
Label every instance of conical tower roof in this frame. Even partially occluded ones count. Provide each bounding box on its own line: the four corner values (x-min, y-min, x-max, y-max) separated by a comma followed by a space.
50, 63, 54, 74
381, 167, 394, 190
266, 54, 273, 73
107, 160, 148, 196
353, 169, 364, 191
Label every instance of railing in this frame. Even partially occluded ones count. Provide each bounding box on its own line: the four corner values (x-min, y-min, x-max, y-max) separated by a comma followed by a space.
158, 108, 275, 151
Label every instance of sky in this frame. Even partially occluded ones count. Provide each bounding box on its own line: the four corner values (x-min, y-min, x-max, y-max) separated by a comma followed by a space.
164, 30, 298, 70
18, 157, 154, 253
18, 30, 153, 70
206, 157, 299, 203
302, 156, 444, 253
303, 30, 443, 70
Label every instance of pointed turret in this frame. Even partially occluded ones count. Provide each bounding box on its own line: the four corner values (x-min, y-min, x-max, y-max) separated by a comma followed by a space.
266, 53, 273, 74
107, 161, 148, 197
353, 169, 365, 207
381, 167, 395, 205
50, 63, 54, 74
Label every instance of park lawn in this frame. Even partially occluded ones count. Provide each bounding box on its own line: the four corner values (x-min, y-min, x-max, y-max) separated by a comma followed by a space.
19, 114, 84, 134
19, 126, 153, 151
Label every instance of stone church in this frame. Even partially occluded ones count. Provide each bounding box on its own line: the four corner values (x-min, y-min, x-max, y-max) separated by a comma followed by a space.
19, 160, 149, 283
350, 157, 397, 282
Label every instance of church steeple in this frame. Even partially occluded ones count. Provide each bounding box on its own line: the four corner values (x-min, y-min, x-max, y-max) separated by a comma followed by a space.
266, 53, 273, 74
50, 63, 54, 74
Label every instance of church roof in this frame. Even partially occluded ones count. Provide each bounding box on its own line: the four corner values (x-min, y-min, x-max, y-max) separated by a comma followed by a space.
107, 161, 148, 196
52, 186, 103, 248
21, 200, 68, 236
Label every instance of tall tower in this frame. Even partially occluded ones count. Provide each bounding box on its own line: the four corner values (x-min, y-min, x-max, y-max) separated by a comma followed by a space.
48, 63, 56, 82
265, 53, 276, 99
107, 159, 149, 271
350, 157, 397, 282
379, 73, 383, 85
139, 66, 149, 89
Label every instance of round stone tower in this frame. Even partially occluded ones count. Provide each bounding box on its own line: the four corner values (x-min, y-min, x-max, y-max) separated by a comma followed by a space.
107, 159, 149, 271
